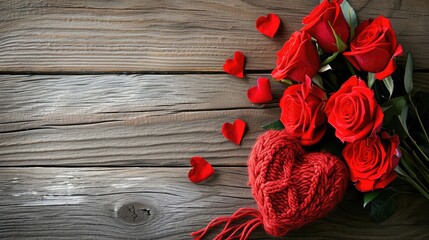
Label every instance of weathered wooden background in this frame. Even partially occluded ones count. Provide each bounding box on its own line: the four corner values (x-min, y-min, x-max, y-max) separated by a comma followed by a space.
1, 0, 428, 239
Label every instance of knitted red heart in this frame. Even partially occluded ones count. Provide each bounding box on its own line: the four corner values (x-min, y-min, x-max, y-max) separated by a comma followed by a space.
223, 51, 245, 78
188, 156, 214, 183
247, 77, 273, 104
221, 119, 246, 145
247, 130, 349, 236
192, 130, 348, 239
256, 13, 281, 38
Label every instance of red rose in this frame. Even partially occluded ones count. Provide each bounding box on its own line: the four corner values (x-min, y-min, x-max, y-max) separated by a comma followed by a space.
280, 76, 327, 145
343, 132, 400, 192
325, 76, 383, 143
272, 31, 320, 83
343, 16, 403, 80
302, 0, 349, 53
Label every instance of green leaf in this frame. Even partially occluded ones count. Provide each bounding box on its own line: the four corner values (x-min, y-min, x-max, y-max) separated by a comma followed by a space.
420, 145, 429, 155
383, 76, 394, 98
382, 96, 406, 125
340, 0, 358, 30
398, 104, 410, 136
404, 53, 413, 94
369, 189, 397, 222
363, 190, 381, 208
389, 115, 409, 141
312, 74, 325, 90
279, 79, 294, 87
321, 52, 339, 66
382, 96, 406, 114
318, 64, 332, 73
340, 0, 358, 41
328, 22, 348, 52
315, 42, 325, 57
262, 120, 284, 130
367, 72, 376, 89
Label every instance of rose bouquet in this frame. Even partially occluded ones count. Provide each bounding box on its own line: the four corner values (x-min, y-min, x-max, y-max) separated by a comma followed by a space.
266, 0, 429, 219
191, 1, 428, 238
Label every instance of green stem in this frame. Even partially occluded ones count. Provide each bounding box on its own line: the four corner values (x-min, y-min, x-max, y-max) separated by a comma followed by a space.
407, 137, 429, 163
408, 94, 429, 144
401, 145, 429, 183
397, 172, 429, 201
400, 118, 429, 164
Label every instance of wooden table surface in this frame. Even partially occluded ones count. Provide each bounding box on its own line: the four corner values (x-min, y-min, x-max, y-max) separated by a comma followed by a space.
1, 0, 429, 239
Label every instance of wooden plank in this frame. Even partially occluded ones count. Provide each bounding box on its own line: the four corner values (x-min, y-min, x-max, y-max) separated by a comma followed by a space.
0, 73, 428, 166
0, 167, 428, 239
0, 0, 428, 72
0, 109, 281, 166
0, 73, 285, 166
0, 74, 284, 119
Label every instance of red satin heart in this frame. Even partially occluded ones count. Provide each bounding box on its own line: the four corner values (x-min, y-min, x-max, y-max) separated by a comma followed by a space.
223, 51, 245, 78
256, 13, 281, 38
188, 156, 214, 183
247, 77, 273, 104
221, 119, 246, 145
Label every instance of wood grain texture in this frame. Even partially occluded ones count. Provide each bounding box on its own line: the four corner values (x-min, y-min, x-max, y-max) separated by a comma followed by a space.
0, 74, 286, 166
0, 0, 428, 72
1, 0, 428, 239
1, 73, 428, 166
0, 74, 284, 118
0, 167, 428, 240
0, 109, 280, 166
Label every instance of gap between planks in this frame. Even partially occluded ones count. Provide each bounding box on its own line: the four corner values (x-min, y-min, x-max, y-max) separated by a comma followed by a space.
0, 167, 428, 239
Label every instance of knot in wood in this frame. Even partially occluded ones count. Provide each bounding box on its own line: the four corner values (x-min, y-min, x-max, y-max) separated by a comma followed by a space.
117, 202, 152, 224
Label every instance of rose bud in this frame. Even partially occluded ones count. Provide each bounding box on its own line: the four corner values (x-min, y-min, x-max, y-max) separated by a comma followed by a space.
343, 15, 403, 80
272, 31, 320, 83
302, 0, 350, 53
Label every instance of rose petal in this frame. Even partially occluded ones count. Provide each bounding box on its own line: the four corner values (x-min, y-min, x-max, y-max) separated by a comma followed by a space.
375, 57, 396, 80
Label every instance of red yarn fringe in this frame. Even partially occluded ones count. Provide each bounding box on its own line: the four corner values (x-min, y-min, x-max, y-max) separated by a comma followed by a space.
191, 208, 262, 240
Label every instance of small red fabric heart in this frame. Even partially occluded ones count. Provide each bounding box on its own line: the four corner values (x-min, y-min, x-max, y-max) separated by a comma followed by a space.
256, 13, 281, 38
221, 119, 246, 145
223, 51, 245, 78
188, 156, 214, 183
247, 77, 273, 104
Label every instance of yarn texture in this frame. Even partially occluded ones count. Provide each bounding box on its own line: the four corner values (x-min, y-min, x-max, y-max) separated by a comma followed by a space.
192, 130, 349, 239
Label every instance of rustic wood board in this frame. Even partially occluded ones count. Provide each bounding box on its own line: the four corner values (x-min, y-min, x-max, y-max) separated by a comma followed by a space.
0, 0, 428, 72
1, 73, 427, 166
0, 109, 280, 166
0, 74, 284, 120
0, 167, 428, 239
0, 73, 288, 166
1, 0, 429, 239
